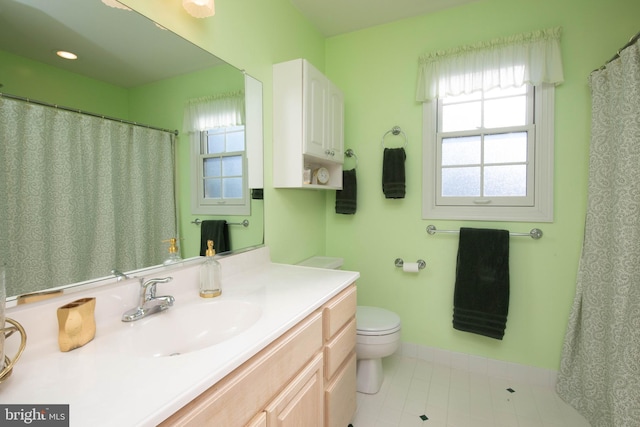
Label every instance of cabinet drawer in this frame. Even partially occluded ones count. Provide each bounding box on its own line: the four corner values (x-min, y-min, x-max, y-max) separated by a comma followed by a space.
324, 318, 356, 381
161, 311, 323, 427
323, 284, 356, 341
324, 352, 356, 427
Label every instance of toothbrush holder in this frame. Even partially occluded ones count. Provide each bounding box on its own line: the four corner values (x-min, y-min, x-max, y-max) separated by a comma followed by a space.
57, 297, 96, 352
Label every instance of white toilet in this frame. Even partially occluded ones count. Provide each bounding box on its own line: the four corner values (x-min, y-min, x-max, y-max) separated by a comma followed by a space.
297, 256, 402, 395
355, 306, 401, 394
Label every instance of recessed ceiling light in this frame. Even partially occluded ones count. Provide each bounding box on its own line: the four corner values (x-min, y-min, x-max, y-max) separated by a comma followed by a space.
56, 51, 78, 60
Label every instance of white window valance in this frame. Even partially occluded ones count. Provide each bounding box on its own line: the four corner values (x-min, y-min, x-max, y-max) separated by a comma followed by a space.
183, 90, 245, 132
416, 27, 564, 102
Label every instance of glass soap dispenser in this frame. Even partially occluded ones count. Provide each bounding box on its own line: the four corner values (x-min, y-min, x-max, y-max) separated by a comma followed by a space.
162, 238, 182, 265
199, 239, 222, 298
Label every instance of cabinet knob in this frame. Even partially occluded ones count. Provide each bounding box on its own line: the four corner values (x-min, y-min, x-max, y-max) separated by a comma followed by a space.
325, 149, 335, 156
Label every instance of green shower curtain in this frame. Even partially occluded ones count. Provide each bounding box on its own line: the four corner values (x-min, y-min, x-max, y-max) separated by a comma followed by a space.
0, 98, 176, 297
556, 37, 640, 426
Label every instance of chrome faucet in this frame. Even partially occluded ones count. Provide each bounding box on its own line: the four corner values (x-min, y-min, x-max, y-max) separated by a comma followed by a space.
122, 276, 174, 322
111, 269, 133, 282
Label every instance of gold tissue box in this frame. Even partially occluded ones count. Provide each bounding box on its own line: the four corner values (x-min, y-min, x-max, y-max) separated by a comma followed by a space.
57, 297, 96, 352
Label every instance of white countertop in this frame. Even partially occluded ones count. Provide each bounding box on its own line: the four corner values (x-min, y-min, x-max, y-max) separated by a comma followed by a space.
1, 247, 359, 426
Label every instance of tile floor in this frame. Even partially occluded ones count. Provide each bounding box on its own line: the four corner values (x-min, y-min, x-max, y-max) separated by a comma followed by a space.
350, 354, 591, 427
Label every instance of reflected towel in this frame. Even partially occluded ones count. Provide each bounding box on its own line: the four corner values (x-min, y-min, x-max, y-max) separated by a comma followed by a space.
453, 228, 510, 340
251, 188, 264, 200
336, 169, 357, 214
382, 147, 406, 198
200, 220, 230, 255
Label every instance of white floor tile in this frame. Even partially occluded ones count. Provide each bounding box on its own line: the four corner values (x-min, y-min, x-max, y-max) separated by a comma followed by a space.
350, 355, 591, 427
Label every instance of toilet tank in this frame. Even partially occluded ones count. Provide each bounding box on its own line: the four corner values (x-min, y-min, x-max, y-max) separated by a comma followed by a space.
297, 256, 344, 270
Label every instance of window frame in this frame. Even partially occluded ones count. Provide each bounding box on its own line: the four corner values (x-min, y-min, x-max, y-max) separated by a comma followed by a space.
422, 84, 555, 222
191, 125, 250, 216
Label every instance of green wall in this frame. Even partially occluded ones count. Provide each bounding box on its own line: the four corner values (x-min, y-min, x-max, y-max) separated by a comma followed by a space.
0, 50, 129, 117
323, 0, 640, 369
124, 0, 329, 264
15, 0, 636, 370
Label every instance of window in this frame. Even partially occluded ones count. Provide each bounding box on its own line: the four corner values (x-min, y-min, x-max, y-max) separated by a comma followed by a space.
184, 90, 248, 215
192, 125, 249, 215
417, 28, 563, 222
423, 83, 554, 222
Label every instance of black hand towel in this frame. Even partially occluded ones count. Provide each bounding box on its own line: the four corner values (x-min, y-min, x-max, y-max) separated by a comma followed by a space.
335, 169, 357, 214
382, 147, 406, 198
251, 188, 264, 200
200, 220, 230, 256
453, 227, 510, 340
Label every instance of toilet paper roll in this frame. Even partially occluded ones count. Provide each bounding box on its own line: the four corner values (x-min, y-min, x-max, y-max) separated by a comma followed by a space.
402, 262, 420, 273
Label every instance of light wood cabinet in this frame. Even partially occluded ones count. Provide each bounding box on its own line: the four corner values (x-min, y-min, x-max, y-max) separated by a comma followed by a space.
273, 58, 344, 189
265, 353, 324, 427
246, 412, 267, 427
325, 353, 357, 427
160, 283, 357, 427
322, 285, 357, 427
160, 312, 323, 427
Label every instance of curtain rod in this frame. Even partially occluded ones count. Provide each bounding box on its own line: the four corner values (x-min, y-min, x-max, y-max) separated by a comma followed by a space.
592, 30, 640, 73
0, 92, 179, 136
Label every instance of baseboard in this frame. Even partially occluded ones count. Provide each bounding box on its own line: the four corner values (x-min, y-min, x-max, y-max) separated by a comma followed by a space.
399, 342, 558, 388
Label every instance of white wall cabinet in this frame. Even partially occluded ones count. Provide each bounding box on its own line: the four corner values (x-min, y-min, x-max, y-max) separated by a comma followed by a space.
273, 58, 344, 189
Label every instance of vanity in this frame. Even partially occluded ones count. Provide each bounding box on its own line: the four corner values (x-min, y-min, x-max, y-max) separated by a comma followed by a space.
1, 247, 359, 427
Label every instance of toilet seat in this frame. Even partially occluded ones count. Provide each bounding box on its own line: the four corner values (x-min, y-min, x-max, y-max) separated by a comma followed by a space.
356, 306, 401, 336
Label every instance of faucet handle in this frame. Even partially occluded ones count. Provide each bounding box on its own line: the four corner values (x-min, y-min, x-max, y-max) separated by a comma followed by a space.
142, 276, 173, 299
142, 276, 173, 288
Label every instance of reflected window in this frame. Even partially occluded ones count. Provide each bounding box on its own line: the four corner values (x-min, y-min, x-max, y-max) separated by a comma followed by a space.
193, 125, 249, 215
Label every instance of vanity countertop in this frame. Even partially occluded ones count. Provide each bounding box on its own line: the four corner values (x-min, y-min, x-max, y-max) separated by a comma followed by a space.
1, 247, 359, 426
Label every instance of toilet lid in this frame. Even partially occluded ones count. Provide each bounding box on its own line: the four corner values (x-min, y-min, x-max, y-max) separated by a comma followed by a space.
356, 306, 401, 336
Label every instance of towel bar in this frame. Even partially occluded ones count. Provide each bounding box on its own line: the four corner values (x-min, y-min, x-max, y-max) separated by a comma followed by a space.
426, 225, 543, 240
191, 218, 249, 227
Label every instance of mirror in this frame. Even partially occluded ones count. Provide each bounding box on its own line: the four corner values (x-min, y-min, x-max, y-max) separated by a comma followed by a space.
0, 0, 264, 301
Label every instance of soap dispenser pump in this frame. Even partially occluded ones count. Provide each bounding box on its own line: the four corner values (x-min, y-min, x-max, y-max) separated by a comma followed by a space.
162, 238, 182, 265
199, 240, 222, 298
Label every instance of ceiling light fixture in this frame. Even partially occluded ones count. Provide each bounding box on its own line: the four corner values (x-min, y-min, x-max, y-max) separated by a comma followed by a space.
56, 50, 78, 60
101, 0, 132, 11
183, 0, 215, 18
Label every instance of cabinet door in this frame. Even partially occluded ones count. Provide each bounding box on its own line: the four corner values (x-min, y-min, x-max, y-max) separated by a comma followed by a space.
265, 353, 324, 427
303, 62, 328, 159
327, 81, 344, 163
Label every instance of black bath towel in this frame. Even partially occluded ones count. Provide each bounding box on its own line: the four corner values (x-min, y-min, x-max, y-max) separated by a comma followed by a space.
251, 188, 264, 200
200, 220, 230, 256
335, 169, 357, 214
382, 147, 406, 198
453, 227, 510, 340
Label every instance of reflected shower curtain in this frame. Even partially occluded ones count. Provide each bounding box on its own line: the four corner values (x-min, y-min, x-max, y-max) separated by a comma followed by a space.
0, 98, 176, 297
557, 38, 640, 426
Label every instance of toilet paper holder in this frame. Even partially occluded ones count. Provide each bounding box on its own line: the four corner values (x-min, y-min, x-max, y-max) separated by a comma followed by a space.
394, 258, 426, 270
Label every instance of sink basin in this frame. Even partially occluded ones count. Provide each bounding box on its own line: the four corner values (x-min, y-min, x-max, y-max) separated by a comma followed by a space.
118, 299, 262, 357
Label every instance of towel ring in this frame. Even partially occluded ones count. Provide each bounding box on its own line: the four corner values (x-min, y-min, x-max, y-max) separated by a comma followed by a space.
344, 149, 358, 168
381, 126, 408, 149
